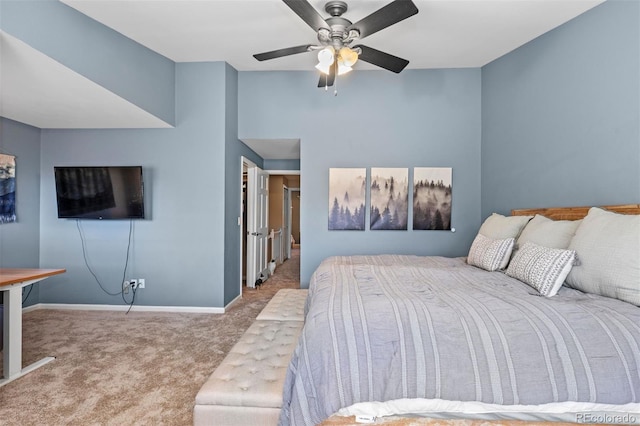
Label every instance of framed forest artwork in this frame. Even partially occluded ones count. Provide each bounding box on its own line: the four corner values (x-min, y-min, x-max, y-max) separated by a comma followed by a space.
328, 168, 366, 230
0, 154, 16, 224
370, 168, 408, 230
413, 167, 452, 230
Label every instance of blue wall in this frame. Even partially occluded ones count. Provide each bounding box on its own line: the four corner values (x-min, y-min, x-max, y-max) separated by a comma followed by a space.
223, 64, 264, 305
481, 0, 640, 218
239, 69, 482, 285
264, 159, 301, 171
38, 63, 233, 307
0, 118, 42, 306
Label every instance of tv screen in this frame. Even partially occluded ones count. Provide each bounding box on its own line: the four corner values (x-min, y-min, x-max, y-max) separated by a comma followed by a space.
54, 166, 145, 219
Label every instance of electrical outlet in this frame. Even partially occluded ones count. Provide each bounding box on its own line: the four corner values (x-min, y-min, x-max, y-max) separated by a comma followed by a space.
138, 279, 145, 289
130, 279, 138, 290
123, 281, 130, 294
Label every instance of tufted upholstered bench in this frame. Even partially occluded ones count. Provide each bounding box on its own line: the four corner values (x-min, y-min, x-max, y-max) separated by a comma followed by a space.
194, 289, 308, 426
256, 288, 308, 321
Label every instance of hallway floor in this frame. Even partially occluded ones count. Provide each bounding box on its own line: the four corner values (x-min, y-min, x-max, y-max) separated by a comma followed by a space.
242, 247, 300, 299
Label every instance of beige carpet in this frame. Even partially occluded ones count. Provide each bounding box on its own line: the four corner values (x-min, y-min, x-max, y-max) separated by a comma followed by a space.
0, 249, 300, 426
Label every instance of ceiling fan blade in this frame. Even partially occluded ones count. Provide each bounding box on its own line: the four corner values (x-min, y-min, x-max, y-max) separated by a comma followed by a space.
254, 45, 313, 61
353, 45, 409, 73
347, 0, 418, 40
317, 61, 336, 87
283, 0, 330, 32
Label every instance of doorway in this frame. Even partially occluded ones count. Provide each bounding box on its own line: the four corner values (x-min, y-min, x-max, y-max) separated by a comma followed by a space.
240, 165, 301, 294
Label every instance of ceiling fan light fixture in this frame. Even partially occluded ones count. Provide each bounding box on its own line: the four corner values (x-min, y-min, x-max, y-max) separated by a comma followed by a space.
337, 63, 352, 75
338, 46, 358, 67
316, 46, 336, 75
317, 46, 335, 66
315, 62, 331, 74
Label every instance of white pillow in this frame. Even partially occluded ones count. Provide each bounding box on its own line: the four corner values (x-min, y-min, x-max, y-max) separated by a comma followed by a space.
467, 234, 515, 272
479, 213, 533, 240
517, 215, 581, 250
565, 207, 640, 306
506, 242, 576, 297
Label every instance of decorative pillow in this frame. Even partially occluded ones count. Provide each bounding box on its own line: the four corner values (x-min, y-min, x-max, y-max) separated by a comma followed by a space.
512, 215, 581, 259
478, 213, 533, 240
467, 234, 515, 272
565, 207, 640, 306
506, 242, 576, 297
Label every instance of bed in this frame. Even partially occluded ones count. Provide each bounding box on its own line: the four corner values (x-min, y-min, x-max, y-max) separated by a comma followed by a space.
279, 205, 640, 425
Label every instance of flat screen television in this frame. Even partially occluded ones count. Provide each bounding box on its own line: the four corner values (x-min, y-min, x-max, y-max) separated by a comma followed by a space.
54, 166, 145, 219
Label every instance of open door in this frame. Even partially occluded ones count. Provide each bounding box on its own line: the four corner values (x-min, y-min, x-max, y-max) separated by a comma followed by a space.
246, 166, 269, 288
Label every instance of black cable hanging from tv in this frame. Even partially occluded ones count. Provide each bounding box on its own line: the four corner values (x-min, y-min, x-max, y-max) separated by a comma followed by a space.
77, 219, 138, 313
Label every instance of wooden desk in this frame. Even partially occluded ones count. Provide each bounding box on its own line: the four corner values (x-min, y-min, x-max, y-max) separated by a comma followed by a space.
0, 268, 65, 386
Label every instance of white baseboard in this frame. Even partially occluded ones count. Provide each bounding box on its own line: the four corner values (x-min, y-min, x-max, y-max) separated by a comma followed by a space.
23, 303, 226, 314
225, 294, 241, 310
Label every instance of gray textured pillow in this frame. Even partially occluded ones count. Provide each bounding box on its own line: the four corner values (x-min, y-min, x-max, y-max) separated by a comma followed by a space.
565, 207, 640, 306
506, 242, 576, 297
516, 215, 581, 250
512, 214, 581, 260
479, 213, 533, 240
467, 234, 515, 271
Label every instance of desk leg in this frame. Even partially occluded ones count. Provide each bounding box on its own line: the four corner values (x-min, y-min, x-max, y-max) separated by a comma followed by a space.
3, 286, 22, 378
1, 286, 55, 387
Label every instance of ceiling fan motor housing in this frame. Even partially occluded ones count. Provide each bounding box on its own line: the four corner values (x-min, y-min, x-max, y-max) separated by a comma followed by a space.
319, 1, 359, 49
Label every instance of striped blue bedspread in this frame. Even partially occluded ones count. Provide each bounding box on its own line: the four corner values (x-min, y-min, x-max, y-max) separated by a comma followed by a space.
279, 255, 640, 425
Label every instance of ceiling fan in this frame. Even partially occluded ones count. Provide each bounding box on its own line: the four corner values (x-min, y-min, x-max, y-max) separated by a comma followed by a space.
253, 0, 419, 88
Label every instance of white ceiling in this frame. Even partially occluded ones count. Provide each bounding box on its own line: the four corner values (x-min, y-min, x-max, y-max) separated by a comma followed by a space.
61, 0, 604, 71
1, 0, 605, 158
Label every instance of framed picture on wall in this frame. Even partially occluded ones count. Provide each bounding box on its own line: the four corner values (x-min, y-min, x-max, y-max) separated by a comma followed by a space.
413, 167, 452, 230
370, 168, 408, 230
328, 168, 366, 230
0, 154, 16, 224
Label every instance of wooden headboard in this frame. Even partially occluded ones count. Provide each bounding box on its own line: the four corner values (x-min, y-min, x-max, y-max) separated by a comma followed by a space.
511, 204, 640, 220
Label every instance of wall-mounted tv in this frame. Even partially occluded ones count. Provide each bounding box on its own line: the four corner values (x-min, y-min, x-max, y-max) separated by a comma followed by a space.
54, 166, 145, 220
